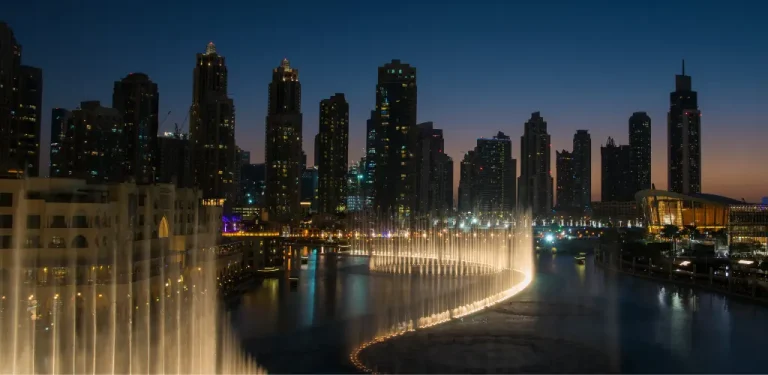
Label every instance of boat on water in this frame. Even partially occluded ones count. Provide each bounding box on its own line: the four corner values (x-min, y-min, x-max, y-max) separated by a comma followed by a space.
300, 256, 309, 264
574, 253, 586, 265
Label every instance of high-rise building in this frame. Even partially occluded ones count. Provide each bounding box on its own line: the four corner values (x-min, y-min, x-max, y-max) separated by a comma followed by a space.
363, 110, 377, 210
347, 160, 365, 213
265, 58, 302, 222
158, 128, 191, 188
601, 137, 633, 202
555, 150, 574, 210
667, 60, 701, 195
241, 163, 266, 207
458, 150, 477, 213
416, 122, 454, 216
373, 60, 418, 220
629, 112, 651, 194
518, 112, 553, 215
189, 42, 236, 206
316, 93, 349, 214
55, 101, 124, 182
49, 108, 70, 178
300, 167, 318, 214
0, 23, 43, 178
572, 130, 591, 212
473, 132, 516, 214
113, 73, 159, 184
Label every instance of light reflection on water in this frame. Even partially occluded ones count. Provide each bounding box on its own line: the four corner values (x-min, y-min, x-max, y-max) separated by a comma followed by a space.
232, 253, 768, 373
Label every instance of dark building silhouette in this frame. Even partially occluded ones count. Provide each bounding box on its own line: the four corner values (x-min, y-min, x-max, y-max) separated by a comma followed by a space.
416, 122, 454, 216
572, 130, 591, 211
54, 101, 123, 182
518, 112, 553, 215
556, 150, 575, 210
190, 42, 236, 205
667, 60, 701, 195
113, 73, 159, 184
363, 110, 377, 210
300, 167, 318, 213
265, 58, 303, 222
0, 23, 43, 178
316, 93, 349, 214
373, 60, 418, 220
49, 108, 70, 177
458, 151, 476, 213
158, 128, 191, 188
601, 137, 633, 202
629, 112, 651, 194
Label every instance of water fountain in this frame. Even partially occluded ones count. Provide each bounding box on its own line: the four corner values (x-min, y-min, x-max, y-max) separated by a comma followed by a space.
0, 184, 264, 374
347, 211, 535, 372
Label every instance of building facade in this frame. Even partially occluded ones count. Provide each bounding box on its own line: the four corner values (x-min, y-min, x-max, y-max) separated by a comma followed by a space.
373, 60, 418, 220
518, 112, 553, 215
600, 137, 633, 202
158, 129, 192, 188
316, 94, 349, 214
265, 59, 303, 223
189, 42, 236, 207
629, 112, 651, 193
667, 61, 701, 195
112, 73, 159, 184
572, 130, 591, 212
0, 23, 43, 178
556, 150, 574, 210
416, 122, 454, 216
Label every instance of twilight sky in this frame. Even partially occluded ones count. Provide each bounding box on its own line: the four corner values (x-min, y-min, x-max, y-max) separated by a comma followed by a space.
4, 0, 767, 202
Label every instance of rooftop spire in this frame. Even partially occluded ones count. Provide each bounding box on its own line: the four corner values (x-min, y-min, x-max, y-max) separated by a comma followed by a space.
682, 59, 685, 75
206, 41, 216, 55
281, 58, 290, 69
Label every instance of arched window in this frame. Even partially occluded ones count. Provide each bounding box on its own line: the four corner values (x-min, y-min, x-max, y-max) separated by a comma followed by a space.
71, 235, 88, 248
158, 216, 169, 238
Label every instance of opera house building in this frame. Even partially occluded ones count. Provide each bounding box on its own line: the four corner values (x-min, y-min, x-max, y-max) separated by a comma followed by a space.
636, 189, 768, 253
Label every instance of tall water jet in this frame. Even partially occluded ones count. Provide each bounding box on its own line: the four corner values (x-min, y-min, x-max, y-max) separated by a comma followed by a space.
0, 178, 264, 374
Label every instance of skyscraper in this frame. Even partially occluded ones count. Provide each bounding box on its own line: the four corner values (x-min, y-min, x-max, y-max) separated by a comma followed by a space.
158, 129, 192, 188
416, 122, 455, 216
363, 110, 377, 210
629, 112, 651, 194
518, 112, 553, 215
373, 60, 418, 220
113, 73, 159, 184
347, 160, 366, 213
0, 23, 43, 178
555, 150, 574, 210
572, 130, 591, 211
55, 101, 123, 182
316, 93, 349, 214
265, 58, 303, 222
474, 132, 516, 214
458, 151, 477, 213
190, 42, 236, 205
601, 137, 633, 202
667, 60, 701, 195
49, 108, 70, 178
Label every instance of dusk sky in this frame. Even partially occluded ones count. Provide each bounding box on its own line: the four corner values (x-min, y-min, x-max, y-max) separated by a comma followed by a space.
4, 0, 767, 202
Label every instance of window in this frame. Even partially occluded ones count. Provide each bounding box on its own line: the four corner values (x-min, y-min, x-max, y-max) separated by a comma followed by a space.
71, 215, 88, 228
0, 235, 11, 249
49, 236, 65, 248
25, 236, 41, 248
0, 193, 11, 206
0, 215, 12, 229
27, 215, 41, 229
50, 215, 67, 228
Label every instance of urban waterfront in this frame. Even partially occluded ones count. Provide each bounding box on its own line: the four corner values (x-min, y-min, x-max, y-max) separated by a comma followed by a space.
232, 251, 768, 373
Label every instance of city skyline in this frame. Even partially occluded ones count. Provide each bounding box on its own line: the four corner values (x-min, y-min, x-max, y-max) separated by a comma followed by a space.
3, 0, 766, 202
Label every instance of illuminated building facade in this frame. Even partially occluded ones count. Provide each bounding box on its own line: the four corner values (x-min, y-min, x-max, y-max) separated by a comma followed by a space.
629, 112, 651, 193
112, 73, 159, 184
667, 60, 701, 195
373, 60, 418, 220
51, 101, 124, 182
416, 122, 454, 216
0, 23, 43, 178
190, 42, 236, 207
347, 160, 365, 213
555, 150, 574, 210
316, 93, 349, 214
518, 112, 552, 215
265, 58, 302, 222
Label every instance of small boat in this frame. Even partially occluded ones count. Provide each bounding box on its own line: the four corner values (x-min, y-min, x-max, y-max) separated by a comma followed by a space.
574, 256, 586, 265
300, 256, 309, 264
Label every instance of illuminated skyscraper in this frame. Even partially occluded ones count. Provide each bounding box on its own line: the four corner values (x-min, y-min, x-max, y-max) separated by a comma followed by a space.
113, 73, 159, 184
265, 58, 302, 222
316, 93, 349, 214
667, 60, 701, 195
373, 60, 418, 220
49, 108, 70, 177
189, 42, 236, 206
629, 112, 651, 194
0, 23, 43, 178
518, 112, 553, 215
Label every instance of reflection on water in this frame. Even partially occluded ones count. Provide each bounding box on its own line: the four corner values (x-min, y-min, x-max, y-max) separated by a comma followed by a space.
232, 252, 768, 373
